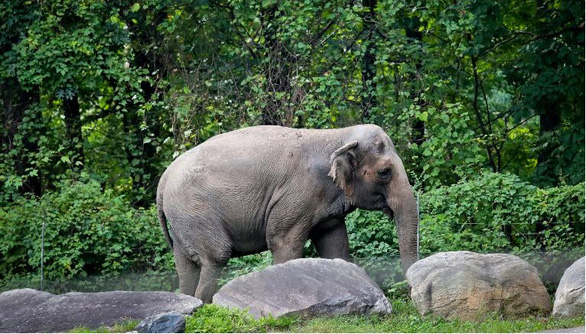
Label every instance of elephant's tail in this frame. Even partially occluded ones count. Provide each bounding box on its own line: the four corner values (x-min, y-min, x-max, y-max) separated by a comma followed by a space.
157, 174, 173, 250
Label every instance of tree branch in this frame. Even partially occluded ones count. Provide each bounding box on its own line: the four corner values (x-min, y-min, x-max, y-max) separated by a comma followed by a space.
471, 55, 497, 172
209, 0, 260, 60
310, 13, 340, 48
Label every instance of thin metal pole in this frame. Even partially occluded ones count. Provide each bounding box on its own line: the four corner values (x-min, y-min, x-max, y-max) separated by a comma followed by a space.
416, 191, 420, 260
40, 219, 45, 291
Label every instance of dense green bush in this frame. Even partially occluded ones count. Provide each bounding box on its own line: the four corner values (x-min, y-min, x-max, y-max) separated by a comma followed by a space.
0, 177, 173, 281
419, 172, 584, 255
221, 252, 273, 286
346, 210, 396, 259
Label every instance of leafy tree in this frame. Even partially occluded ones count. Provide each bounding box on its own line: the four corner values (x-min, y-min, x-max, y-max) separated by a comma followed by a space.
0, 0, 583, 283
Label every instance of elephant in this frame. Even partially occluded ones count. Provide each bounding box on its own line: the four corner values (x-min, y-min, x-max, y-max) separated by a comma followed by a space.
157, 124, 419, 303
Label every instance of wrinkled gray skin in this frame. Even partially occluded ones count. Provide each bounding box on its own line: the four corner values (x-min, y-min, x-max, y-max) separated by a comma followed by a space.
157, 125, 419, 303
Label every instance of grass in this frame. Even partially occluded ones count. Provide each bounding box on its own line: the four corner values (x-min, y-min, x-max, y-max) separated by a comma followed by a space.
185, 304, 295, 333
288, 300, 584, 333
184, 300, 584, 333
64, 299, 585, 333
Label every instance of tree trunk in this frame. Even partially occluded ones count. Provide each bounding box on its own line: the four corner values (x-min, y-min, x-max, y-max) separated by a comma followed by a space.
261, 4, 288, 126
361, 0, 377, 122
405, 27, 425, 145
534, 103, 561, 249
63, 94, 84, 168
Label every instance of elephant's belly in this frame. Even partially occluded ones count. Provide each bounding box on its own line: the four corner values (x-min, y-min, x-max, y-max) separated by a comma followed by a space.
230, 238, 268, 257
222, 218, 269, 256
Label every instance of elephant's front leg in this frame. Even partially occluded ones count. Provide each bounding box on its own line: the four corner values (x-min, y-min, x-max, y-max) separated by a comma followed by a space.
310, 218, 350, 261
268, 223, 309, 264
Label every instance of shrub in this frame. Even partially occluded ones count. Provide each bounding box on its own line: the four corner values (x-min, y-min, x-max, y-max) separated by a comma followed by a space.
346, 210, 397, 259
419, 172, 584, 256
344, 209, 404, 288
0, 178, 174, 281
220, 252, 273, 286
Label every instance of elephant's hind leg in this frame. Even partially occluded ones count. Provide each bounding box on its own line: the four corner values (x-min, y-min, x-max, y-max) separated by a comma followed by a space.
195, 264, 223, 303
174, 247, 200, 296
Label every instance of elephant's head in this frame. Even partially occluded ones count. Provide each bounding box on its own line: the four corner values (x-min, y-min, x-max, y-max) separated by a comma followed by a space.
328, 125, 419, 274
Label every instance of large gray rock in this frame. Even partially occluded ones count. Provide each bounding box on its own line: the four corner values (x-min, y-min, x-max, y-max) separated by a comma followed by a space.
213, 258, 391, 318
406, 251, 552, 320
0, 288, 202, 333
553, 257, 585, 318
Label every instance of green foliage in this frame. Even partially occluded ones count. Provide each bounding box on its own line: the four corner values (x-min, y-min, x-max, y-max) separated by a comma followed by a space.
406, 103, 487, 188
385, 280, 410, 301
344, 209, 405, 288
186, 304, 296, 333
0, 0, 583, 289
1, 0, 583, 202
220, 252, 273, 286
0, 177, 173, 281
419, 172, 584, 255
1, 0, 172, 206
346, 210, 396, 259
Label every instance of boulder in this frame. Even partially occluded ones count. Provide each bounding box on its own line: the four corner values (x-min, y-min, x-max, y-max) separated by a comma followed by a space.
406, 251, 552, 320
135, 311, 186, 333
213, 258, 391, 318
553, 257, 585, 318
0, 288, 202, 333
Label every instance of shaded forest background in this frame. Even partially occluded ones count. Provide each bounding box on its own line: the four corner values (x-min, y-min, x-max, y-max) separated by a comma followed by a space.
0, 0, 584, 290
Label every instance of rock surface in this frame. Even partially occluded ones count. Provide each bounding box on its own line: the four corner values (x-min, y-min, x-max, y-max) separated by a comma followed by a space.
213, 258, 391, 318
538, 326, 586, 333
0, 288, 202, 333
406, 251, 552, 320
135, 311, 186, 333
553, 257, 585, 318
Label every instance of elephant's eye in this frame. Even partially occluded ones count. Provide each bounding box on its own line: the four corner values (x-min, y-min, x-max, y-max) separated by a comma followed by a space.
377, 168, 392, 180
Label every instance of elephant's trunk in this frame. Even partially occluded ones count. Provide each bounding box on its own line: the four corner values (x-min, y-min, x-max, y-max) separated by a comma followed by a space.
386, 168, 419, 276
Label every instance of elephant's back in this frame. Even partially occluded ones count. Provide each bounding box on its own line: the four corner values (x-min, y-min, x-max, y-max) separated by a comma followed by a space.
201, 125, 315, 150
160, 126, 304, 212
186, 125, 329, 176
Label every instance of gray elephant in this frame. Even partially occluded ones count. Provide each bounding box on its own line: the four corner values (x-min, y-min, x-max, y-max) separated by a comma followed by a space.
157, 124, 419, 303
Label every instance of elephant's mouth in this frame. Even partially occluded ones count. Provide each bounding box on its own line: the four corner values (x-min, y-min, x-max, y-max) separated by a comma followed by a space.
382, 206, 395, 221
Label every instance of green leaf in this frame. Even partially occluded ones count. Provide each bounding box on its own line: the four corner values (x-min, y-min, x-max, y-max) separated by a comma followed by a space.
261, 0, 277, 8
418, 111, 429, 122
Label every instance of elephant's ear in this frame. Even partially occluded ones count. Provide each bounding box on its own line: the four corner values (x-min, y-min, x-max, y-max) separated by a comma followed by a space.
328, 141, 358, 196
